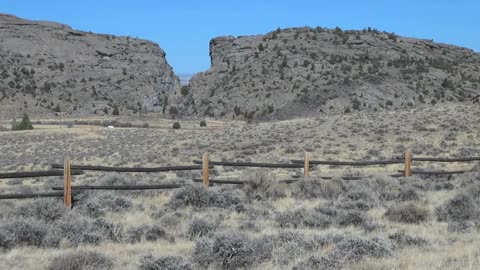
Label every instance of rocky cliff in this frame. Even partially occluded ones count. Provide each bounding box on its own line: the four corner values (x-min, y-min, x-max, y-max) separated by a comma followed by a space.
183, 27, 480, 119
0, 14, 180, 118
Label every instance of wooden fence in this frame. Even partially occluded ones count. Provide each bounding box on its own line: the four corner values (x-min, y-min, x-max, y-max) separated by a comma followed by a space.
0, 149, 479, 208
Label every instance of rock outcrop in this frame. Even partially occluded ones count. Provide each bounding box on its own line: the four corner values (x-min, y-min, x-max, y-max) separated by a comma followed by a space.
183, 27, 480, 119
0, 13, 180, 118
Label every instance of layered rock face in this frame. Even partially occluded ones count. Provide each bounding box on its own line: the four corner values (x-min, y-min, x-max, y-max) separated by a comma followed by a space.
184, 27, 480, 119
0, 14, 180, 118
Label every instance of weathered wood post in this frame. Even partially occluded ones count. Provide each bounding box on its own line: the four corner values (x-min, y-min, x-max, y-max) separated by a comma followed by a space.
63, 157, 72, 208
304, 151, 311, 177
202, 152, 209, 187
404, 149, 412, 177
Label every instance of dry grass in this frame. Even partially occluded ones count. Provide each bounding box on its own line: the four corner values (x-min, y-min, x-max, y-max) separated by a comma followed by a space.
0, 104, 479, 269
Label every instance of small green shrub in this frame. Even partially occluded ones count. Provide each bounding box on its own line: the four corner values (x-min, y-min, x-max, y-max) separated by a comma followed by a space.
172, 122, 181, 129
112, 106, 120, 116
200, 120, 207, 127
11, 113, 34, 130
181, 85, 189, 96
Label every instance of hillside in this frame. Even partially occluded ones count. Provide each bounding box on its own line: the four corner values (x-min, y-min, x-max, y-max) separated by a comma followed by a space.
181, 27, 480, 119
0, 14, 181, 119
1, 15, 479, 121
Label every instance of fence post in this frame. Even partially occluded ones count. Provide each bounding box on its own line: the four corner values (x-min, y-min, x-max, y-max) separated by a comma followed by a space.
404, 149, 412, 177
63, 157, 72, 208
304, 151, 311, 177
202, 152, 209, 187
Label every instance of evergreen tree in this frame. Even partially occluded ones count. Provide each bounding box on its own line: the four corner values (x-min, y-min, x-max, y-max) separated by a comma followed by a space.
12, 113, 33, 130
112, 106, 119, 116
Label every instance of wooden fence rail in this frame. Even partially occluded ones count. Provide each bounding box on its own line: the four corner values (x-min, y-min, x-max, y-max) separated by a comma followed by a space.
0, 191, 81, 200
193, 160, 304, 168
397, 169, 470, 175
192, 175, 369, 185
291, 156, 480, 166
193, 179, 247, 185
51, 184, 184, 190
291, 159, 404, 166
0, 170, 83, 179
51, 164, 212, 172
411, 157, 480, 162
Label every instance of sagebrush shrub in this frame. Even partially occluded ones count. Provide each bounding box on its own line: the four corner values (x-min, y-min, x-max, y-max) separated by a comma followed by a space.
397, 187, 420, 201
336, 210, 370, 227
335, 199, 374, 211
192, 232, 263, 270
43, 212, 110, 247
74, 192, 132, 218
447, 220, 476, 233
168, 185, 244, 210
266, 231, 316, 265
244, 171, 287, 200
435, 193, 477, 222
388, 231, 429, 248
292, 255, 338, 270
291, 178, 345, 200
330, 236, 392, 262
192, 237, 213, 267
0, 218, 47, 249
385, 202, 430, 224
48, 251, 113, 270
126, 225, 148, 243
16, 198, 66, 222
276, 209, 331, 229
294, 235, 391, 269
212, 232, 256, 270
138, 255, 191, 270
187, 218, 215, 239
144, 225, 167, 241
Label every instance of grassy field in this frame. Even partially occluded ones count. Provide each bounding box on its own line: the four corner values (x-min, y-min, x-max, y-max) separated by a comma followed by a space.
0, 104, 479, 270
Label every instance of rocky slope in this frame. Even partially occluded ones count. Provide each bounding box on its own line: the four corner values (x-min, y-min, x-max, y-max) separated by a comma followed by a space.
0, 13, 180, 119
182, 27, 480, 119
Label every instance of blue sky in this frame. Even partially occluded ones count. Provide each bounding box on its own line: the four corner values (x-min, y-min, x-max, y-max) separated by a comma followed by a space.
1, 0, 479, 74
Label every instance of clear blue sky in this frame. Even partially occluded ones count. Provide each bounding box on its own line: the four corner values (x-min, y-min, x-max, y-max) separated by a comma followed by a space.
1, 0, 479, 74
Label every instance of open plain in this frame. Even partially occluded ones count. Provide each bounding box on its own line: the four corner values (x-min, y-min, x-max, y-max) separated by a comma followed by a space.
0, 104, 479, 269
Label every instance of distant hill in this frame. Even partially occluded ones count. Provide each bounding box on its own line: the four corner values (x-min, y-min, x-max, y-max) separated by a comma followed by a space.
1, 14, 479, 121
0, 13, 180, 118
176, 27, 480, 119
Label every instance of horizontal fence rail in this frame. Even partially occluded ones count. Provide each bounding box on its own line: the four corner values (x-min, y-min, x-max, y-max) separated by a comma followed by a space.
51, 164, 212, 172
51, 184, 184, 190
411, 157, 480, 162
0, 170, 83, 179
193, 175, 368, 185
0, 191, 81, 200
193, 179, 247, 185
193, 160, 304, 168
291, 159, 404, 166
397, 169, 469, 175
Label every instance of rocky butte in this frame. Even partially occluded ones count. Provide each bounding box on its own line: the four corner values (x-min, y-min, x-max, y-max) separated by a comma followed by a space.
0, 13, 180, 118
183, 27, 479, 120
